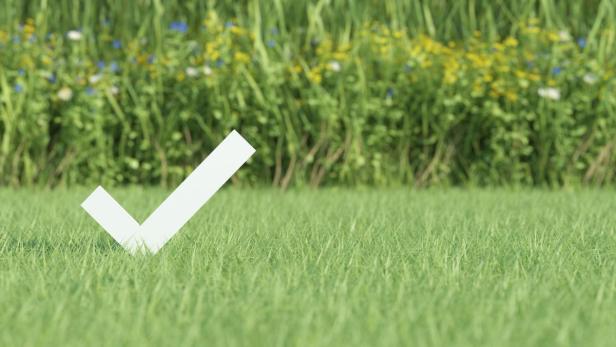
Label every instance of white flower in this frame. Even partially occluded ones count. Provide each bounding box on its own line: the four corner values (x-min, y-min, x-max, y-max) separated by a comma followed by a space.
185, 67, 199, 77
109, 86, 119, 95
583, 73, 598, 85
202, 65, 213, 76
88, 74, 103, 84
537, 87, 561, 100
558, 30, 571, 42
66, 30, 83, 41
328, 60, 341, 72
57, 87, 73, 101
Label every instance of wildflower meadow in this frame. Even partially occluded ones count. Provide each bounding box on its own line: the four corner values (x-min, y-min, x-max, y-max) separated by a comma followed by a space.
1, 0, 616, 188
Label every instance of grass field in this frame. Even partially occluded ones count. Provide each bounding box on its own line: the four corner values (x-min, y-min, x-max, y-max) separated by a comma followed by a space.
1, 188, 616, 346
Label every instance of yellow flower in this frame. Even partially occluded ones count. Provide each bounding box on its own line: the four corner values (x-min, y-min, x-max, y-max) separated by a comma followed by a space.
547, 31, 560, 42
443, 58, 460, 85
234, 51, 250, 64
23, 18, 35, 36
338, 43, 352, 52
20, 55, 34, 69
316, 38, 333, 56
527, 73, 541, 82
0, 30, 9, 44
333, 51, 348, 61
505, 91, 518, 102
466, 52, 491, 69
136, 53, 148, 65
504, 37, 518, 47
419, 58, 432, 68
443, 72, 457, 85
230, 26, 245, 36
289, 64, 302, 74
515, 70, 527, 79
205, 42, 220, 61
497, 65, 510, 73
307, 67, 322, 84
176, 71, 186, 81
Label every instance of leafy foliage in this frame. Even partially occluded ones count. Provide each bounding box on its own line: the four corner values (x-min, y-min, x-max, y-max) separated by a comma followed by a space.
1, 1, 616, 187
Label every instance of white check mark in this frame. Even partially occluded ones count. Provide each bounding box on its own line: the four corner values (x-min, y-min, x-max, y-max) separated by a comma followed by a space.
81, 130, 255, 254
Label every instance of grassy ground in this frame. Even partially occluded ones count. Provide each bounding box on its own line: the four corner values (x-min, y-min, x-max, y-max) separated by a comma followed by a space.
1, 188, 616, 346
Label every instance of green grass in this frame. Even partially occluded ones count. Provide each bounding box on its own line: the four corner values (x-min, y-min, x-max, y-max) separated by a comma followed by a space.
1, 188, 616, 346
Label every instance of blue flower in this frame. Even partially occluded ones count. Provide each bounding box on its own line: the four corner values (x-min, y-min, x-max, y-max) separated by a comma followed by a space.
97, 60, 105, 70
112, 39, 122, 49
18, 68, 25, 76
14, 84, 23, 93
386, 87, 394, 98
86, 87, 96, 96
552, 66, 562, 75
577, 37, 586, 49
215, 58, 224, 68
527, 61, 534, 69
47, 74, 57, 84
225, 21, 234, 29
28, 35, 37, 43
270, 27, 279, 36
147, 55, 156, 64
169, 21, 188, 33
110, 61, 119, 73
267, 39, 276, 48
12, 35, 20, 44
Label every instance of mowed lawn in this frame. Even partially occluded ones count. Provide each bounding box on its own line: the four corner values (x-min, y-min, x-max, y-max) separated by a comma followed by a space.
1, 188, 615, 346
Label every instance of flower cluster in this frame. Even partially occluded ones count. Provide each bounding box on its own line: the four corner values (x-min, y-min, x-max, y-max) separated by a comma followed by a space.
1, 15, 613, 107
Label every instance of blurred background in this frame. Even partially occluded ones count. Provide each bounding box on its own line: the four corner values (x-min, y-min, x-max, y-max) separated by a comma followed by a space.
1, 0, 615, 188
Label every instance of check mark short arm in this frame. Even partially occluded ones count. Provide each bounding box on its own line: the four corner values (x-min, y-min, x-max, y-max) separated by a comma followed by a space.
81, 186, 141, 248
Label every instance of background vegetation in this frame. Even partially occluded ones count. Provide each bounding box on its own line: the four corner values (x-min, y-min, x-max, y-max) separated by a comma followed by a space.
1, 0, 616, 188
